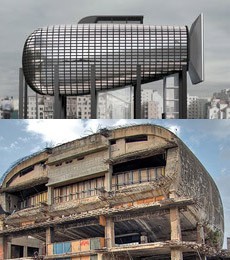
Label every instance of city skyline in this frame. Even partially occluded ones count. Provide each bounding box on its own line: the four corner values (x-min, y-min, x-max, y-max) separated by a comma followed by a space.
0, 119, 229, 248
0, 0, 230, 98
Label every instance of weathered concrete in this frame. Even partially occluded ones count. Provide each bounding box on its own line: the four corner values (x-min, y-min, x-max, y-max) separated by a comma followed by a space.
0, 124, 224, 259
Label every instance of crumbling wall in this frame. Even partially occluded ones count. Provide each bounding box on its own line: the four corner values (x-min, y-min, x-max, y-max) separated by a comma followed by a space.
177, 140, 224, 248
48, 150, 109, 186
1, 152, 48, 189
7, 163, 47, 188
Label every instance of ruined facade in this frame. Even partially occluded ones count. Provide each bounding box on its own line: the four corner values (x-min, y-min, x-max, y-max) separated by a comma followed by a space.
0, 125, 224, 259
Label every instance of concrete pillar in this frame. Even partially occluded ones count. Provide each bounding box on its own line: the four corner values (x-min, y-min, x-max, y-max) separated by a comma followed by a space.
7, 241, 11, 259
46, 227, 54, 244
197, 223, 205, 244
46, 226, 54, 255
97, 253, 103, 260
105, 217, 115, 248
47, 186, 54, 205
0, 237, 5, 260
196, 223, 206, 260
170, 207, 183, 260
23, 245, 28, 257
104, 166, 112, 192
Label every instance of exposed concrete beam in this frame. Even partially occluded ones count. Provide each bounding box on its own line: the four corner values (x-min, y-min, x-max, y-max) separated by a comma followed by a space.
1, 197, 194, 236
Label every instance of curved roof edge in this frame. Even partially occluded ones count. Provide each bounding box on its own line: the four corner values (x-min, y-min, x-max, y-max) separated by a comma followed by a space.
0, 148, 52, 186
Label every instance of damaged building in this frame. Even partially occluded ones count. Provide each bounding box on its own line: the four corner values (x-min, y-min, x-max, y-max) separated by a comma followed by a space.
0, 124, 226, 259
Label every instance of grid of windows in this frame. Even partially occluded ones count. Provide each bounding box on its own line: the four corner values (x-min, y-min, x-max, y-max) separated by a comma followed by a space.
23, 24, 188, 95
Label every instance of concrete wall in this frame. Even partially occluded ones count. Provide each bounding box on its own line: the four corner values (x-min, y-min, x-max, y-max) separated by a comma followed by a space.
177, 140, 224, 248
48, 150, 109, 186
1, 152, 48, 189
7, 164, 47, 187
49, 134, 108, 164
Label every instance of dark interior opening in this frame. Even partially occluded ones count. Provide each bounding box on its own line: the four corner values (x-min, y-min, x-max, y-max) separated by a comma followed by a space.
19, 165, 35, 176
27, 247, 39, 257
12, 184, 47, 198
11, 245, 23, 258
125, 134, 147, 143
113, 154, 166, 174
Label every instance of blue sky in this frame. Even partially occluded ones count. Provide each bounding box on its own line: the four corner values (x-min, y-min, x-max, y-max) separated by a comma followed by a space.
0, 119, 229, 247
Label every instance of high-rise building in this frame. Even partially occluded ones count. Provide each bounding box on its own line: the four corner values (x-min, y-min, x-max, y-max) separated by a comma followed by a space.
141, 89, 163, 119
207, 89, 230, 119
187, 94, 209, 119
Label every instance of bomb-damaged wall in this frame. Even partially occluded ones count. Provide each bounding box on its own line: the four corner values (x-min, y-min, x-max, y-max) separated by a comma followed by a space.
1, 151, 49, 189
176, 140, 224, 248
48, 134, 109, 187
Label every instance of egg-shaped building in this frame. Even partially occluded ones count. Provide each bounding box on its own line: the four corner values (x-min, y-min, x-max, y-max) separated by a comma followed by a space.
22, 14, 205, 96
0, 125, 224, 259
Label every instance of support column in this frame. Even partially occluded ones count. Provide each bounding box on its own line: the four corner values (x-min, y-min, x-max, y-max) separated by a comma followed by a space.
97, 253, 103, 260
134, 64, 142, 119
47, 186, 54, 205
170, 207, 183, 260
179, 65, 187, 119
105, 217, 115, 248
197, 223, 205, 244
0, 237, 5, 260
19, 68, 24, 119
91, 64, 97, 119
24, 80, 28, 119
54, 65, 66, 119
35, 93, 38, 119
7, 241, 11, 259
46, 227, 54, 255
196, 223, 206, 260
23, 245, 28, 257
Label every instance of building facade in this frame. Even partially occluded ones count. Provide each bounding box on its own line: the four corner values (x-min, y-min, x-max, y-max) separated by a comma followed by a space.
0, 125, 225, 260
187, 94, 209, 119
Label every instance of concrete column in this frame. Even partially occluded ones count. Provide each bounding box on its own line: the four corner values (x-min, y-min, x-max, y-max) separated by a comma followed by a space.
197, 223, 205, 244
7, 241, 11, 259
196, 223, 206, 259
46, 226, 54, 256
47, 186, 54, 205
97, 253, 103, 260
23, 245, 28, 257
105, 217, 115, 248
170, 207, 183, 260
104, 166, 112, 192
46, 227, 54, 244
0, 237, 5, 260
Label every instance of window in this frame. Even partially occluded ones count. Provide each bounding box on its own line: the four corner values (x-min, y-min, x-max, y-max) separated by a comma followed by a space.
125, 135, 147, 143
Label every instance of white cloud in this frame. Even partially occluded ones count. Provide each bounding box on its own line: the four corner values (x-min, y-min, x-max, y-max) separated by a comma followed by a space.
25, 120, 86, 145
24, 119, 153, 146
